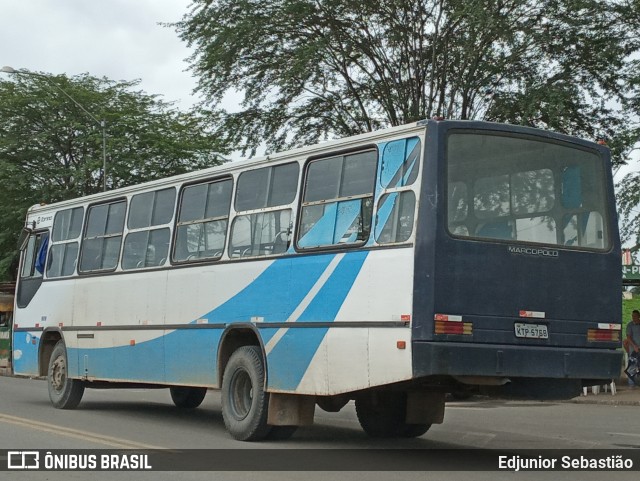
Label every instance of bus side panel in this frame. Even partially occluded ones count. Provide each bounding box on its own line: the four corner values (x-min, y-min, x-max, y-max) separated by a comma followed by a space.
267, 249, 414, 395
69, 275, 168, 382
13, 276, 79, 377
12, 331, 40, 376
280, 326, 413, 396
164, 329, 221, 386
13, 250, 415, 394
69, 329, 222, 386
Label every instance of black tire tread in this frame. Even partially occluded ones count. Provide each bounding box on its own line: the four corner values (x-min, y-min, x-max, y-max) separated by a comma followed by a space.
265, 425, 298, 441
356, 391, 431, 438
170, 386, 207, 409
221, 345, 270, 441
48, 340, 84, 409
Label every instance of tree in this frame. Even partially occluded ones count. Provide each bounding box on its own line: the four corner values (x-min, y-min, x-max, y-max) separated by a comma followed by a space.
0, 72, 228, 280
615, 51, 640, 246
173, 0, 640, 163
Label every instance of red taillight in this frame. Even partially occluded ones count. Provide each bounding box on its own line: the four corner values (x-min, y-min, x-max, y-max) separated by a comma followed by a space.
587, 329, 620, 342
434, 314, 472, 335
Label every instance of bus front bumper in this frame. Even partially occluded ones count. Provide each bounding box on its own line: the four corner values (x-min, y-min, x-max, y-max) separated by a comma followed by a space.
412, 342, 622, 381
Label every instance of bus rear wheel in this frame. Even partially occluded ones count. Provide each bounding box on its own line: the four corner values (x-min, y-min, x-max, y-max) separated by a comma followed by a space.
48, 340, 84, 409
355, 391, 430, 438
170, 386, 207, 409
221, 345, 270, 441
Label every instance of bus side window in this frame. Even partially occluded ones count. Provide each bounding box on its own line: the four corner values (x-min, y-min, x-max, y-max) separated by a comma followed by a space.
123, 188, 175, 270
48, 206, 83, 278
374, 191, 416, 244
230, 163, 299, 259
79, 201, 126, 272
174, 179, 232, 262
380, 137, 420, 188
230, 210, 292, 257
298, 150, 377, 249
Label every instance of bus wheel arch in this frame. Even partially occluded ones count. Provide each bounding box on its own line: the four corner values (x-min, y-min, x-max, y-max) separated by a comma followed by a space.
217, 325, 263, 388
38, 328, 63, 377
217, 328, 304, 441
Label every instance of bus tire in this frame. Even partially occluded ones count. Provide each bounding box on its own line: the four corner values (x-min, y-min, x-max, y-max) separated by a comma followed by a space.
265, 425, 298, 440
400, 423, 431, 438
355, 391, 405, 437
221, 345, 270, 441
170, 386, 207, 409
356, 391, 429, 438
48, 340, 84, 409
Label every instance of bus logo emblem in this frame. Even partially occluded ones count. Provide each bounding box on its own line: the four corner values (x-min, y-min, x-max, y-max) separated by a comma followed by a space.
508, 246, 559, 258
7, 451, 40, 470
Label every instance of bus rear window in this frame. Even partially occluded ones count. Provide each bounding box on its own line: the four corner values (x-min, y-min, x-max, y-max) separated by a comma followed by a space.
446, 133, 609, 250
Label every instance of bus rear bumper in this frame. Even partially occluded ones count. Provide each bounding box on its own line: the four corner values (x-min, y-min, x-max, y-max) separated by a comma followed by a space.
412, 342, 622, 381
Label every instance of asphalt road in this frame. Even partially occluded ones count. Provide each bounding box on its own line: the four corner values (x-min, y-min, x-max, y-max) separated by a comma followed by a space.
1, 375, 639, 481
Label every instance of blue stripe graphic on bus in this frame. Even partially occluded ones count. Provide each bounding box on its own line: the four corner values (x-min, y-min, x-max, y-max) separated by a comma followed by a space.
69, 330, 223, 385
74, 335, 167, 383
165, 329, 223, 384
202, 255, 334, 328
65, 250, 366, 387
266, 250, 368, 391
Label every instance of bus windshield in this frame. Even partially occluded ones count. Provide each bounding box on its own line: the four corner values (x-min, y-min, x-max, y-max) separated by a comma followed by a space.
446, 132, 610, 250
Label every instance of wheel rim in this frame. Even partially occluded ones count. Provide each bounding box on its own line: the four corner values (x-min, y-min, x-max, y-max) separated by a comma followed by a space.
51, 355, 66, 392
229, 368, 253, 420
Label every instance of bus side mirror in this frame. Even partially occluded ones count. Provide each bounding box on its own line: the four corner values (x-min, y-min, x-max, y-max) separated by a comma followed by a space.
17, 227, 32, 251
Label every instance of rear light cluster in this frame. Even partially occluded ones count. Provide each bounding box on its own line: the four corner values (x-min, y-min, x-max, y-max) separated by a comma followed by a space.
434, 314, 472, 335
587, 329, 620, 343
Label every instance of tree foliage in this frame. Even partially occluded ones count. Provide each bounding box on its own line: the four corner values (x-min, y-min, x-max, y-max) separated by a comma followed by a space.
616, 52, 640, 246
174, 0, 640, 163
0, 72, 227, 279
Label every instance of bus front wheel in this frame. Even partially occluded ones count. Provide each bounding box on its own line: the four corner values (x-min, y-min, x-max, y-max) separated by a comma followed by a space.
221, 345, 270, 441
355, 391, 430, 438
48, 340, 84, 409
170, 386, 207, 409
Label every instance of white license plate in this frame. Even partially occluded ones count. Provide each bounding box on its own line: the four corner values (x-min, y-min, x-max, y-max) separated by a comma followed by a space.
514, 322, 549, 339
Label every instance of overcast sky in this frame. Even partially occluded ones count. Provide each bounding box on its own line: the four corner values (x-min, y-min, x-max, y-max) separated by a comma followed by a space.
1, 1, 636, 178
0, 0, 201, 109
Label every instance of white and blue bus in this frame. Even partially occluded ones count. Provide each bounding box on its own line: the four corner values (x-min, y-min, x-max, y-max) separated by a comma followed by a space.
13, 120, 622, 441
